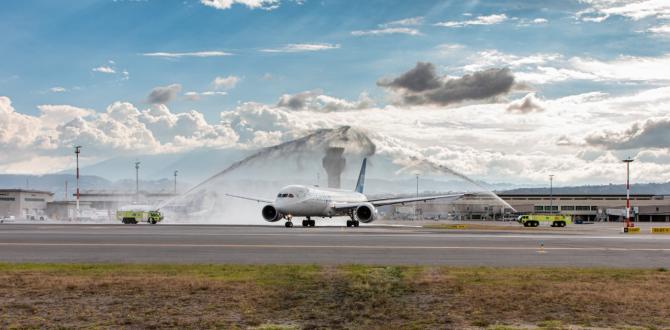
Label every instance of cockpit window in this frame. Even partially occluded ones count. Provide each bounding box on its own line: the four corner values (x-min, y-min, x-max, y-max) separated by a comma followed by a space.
288, 194, 294, 198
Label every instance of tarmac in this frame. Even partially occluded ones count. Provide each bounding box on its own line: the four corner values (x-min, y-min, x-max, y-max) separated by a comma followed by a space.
1, 222, 670, 267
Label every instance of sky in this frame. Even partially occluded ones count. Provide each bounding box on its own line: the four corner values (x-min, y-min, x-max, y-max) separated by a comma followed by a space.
1, 0, 670, 186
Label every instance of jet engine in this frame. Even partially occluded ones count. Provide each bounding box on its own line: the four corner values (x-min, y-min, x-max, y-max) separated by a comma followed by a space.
261, 204, 282, 222
355, 203, 377, 223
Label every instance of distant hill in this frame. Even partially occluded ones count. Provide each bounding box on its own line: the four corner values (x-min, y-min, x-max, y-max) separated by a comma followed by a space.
0, 174, 181, 200
502, 182, 670, 195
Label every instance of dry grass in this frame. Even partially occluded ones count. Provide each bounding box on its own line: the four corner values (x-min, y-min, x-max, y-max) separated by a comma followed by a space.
1, 264, 669, 329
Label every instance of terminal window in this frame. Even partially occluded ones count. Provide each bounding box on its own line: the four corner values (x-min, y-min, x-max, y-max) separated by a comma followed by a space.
0, 197, 16, 201
24, 198, 45, 202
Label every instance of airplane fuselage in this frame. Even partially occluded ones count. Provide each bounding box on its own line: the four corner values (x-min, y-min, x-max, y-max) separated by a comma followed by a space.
273, 185, 367, 217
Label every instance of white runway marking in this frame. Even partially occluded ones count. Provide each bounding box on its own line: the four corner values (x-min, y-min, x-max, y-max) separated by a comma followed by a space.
1, 231, 670, 241
1, 242, 670, 251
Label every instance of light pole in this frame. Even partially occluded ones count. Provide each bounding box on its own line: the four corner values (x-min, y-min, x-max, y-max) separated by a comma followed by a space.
549, 174, 554, 214
415, 174, 419, 198
623, 158, 634, 228
74, 146, 81, 216
173, 170, 178, 194
135, 161, 141, 197
413, 173, 420, 220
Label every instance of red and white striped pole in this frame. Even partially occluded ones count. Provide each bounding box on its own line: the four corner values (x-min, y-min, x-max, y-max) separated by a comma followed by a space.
623, 158, 634, 228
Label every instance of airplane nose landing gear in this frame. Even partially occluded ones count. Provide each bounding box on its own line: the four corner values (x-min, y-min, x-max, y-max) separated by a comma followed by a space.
284, 214, 293, 228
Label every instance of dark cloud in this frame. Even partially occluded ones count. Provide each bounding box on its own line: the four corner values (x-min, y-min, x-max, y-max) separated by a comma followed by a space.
276, 91, 317, 110
378, 62, 515, 106
506, 93, 545, 113
147, 84, 182, 104
585, 118, 670, 150
377, 62, 441, 92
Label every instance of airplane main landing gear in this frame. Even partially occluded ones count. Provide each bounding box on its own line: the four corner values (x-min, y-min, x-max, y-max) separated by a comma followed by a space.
346, 220, 360, 227
302, 217, 316, 227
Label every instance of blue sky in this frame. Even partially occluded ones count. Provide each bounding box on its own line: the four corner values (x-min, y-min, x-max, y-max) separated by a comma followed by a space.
3, 0, 666, 117
2, 0, 670, 185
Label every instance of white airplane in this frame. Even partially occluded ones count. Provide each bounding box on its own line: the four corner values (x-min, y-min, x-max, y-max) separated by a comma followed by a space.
226, 158, 462, 227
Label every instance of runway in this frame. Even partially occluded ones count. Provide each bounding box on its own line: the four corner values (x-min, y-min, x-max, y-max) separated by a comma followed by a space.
1, 223, 670, 267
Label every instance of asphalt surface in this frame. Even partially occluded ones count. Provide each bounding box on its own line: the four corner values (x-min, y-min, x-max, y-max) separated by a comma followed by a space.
1, 223, 670, 267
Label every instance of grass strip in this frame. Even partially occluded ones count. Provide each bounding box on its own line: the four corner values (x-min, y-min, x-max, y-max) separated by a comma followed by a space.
1, 263, 668, 329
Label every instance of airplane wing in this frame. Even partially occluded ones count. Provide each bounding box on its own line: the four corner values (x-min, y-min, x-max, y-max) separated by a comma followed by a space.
224, 193, 273, 204
332, 194, 463, 210
368, 194, 463, 206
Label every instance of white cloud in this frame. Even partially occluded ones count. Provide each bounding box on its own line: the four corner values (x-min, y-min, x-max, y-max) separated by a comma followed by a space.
0, 95, 239, 174
649, 24, 670, 34
50, 87, 67, 93
506, 93, 545, 113
212, 84, 670, 184
461, 49, 670, 85
577, 0, 670, 21
212, 75, 240, 90
569, 54, 670, 81
533, 18, 548, 24
200, 0, 280, 10
260, 43, 340, 53
381, 16, 424, 27
184, 91, 228, 101
463, 50, 562, 73
142, 51, 233, 58
0, 96, 45, 152
351, 27, 421, 36
434, 44, 465, 56
92, 66, 116, 74
435, 14, 508, 28
37, 104, 95, 128
276, 91, 374, 112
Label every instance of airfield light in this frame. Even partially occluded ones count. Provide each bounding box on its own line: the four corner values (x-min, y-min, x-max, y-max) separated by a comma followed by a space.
623, 158, 634, 228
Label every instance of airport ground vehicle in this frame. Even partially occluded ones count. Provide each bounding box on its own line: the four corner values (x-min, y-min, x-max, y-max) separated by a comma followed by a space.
116, 209, 163, 224
517, 214, 571, 227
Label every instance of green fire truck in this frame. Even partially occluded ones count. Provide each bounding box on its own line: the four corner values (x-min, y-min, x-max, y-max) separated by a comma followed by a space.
116, 207, 163, 224
517, 214, 572, 227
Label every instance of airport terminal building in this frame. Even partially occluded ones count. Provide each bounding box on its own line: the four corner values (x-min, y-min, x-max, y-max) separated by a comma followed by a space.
391, 193, 670, 222
0, 189, 54, 220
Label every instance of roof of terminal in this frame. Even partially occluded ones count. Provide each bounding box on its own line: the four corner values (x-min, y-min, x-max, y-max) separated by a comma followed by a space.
0, 189, 54, 195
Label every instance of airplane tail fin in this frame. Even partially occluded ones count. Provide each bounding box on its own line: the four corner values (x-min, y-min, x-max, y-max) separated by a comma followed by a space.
355, 158, 367, 193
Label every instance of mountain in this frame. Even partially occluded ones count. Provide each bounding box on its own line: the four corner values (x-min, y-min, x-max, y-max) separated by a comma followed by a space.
502, 183, 670, 195
58, 148, 252, 183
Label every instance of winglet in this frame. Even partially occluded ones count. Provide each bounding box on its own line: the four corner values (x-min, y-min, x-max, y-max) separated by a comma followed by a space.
355, 158, 367, 193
